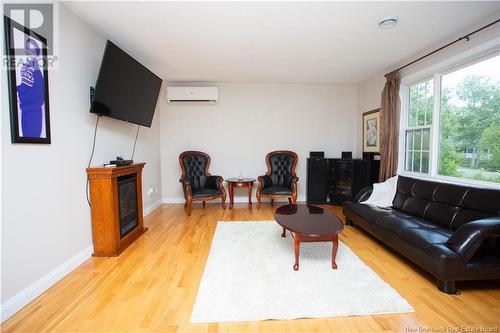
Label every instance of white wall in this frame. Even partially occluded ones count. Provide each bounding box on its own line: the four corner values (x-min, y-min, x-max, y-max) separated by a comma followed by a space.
357, 75, 385, 115
356, 74, 386, 153
160, 82, 358, 203
0, 4, 162, 320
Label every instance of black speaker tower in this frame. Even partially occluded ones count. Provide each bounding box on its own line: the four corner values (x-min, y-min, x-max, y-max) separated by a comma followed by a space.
306, 156, 329, 204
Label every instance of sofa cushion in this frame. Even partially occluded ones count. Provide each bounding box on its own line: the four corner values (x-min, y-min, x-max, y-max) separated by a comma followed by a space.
462, 188, 500, 215
343, 201, 393, 222
393, 176, 500, 231
424, 202, 457, 229
374, 212, 439, 232
433, 183, 468, 206
452, 209, 496, 231
392, 176, 414, 210
396, 226, 452, 249
402, 197, 431, 219
412, 180, 437, 200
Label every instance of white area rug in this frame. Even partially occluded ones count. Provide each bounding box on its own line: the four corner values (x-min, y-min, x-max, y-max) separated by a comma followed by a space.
190, 221, 414, 323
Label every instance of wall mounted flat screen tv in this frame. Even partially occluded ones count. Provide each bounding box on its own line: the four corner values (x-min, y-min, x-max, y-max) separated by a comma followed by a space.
90, 40, 162, 127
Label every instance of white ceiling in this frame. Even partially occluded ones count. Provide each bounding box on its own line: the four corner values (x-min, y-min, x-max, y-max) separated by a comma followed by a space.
67, 1, 499, 84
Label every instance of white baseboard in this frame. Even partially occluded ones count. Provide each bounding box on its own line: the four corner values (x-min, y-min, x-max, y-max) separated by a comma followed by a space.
162, 197, 184, 204
162, 197, 259, 204
144, 199, 162, 216
0, 245, 93, 323
162, 196, 306, 204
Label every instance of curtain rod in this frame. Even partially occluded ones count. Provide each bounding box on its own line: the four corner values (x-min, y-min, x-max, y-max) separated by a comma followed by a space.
394, 18, 500, 73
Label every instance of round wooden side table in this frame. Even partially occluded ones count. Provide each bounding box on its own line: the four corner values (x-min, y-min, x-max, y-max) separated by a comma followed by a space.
225, 178, 256, 209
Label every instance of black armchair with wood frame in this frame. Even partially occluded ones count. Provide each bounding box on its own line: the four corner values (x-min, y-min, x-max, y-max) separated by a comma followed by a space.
179, 151, 226, 216
256, 150, 299, 208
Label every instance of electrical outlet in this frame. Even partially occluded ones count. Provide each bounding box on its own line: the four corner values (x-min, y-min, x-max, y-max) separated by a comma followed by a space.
147, 188, 154, 198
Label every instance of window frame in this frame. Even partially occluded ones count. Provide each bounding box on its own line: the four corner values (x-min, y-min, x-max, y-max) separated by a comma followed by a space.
401, 76, 435, 175
398, 40, 500, 189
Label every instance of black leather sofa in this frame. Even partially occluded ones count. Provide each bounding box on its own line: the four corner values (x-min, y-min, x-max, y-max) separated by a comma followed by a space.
343, 175, 500, 294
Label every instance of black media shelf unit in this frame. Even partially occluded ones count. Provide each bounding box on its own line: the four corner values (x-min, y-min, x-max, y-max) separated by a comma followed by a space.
306, 157, 378, 205
328, 159, 370, 205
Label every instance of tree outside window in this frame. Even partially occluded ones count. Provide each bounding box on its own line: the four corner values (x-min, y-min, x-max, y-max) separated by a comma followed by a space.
439, 55, 500, 183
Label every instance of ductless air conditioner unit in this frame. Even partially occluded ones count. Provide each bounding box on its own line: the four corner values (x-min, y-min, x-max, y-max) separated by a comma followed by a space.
167, 86, 219, 104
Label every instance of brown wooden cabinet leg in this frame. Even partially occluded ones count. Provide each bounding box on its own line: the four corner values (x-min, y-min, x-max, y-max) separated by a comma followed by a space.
293, 237, 300, 271
271, 199, 274, 205
229, 183, 234, 209
248, 183, 252, 208
281, 227, 286, 237
288, 197, 292, 204
332, 236, 339, 269
202, 201, 206, 207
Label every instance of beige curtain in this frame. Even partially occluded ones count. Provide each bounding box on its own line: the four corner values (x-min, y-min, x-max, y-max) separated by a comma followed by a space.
379, 71, 401, 182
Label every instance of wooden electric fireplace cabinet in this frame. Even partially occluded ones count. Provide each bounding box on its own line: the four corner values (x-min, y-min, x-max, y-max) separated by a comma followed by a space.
86, 163, 147, 257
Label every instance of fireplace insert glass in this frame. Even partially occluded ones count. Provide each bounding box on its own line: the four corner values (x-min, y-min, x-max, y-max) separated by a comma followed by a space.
118, 174, 138, 238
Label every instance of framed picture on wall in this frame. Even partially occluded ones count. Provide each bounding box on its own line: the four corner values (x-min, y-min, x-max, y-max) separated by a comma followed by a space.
4, 16, 51, 144
363, 109, 380, 153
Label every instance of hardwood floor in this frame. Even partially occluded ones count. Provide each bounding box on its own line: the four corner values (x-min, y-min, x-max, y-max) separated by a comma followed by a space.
3, 203, 500, 332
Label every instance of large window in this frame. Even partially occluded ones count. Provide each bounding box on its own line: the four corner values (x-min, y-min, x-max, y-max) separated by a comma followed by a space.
402, 53, 500, 185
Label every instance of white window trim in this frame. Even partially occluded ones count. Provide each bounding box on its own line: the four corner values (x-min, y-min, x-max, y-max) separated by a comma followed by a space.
400, 76, 434, 174
398, 38, 500, 190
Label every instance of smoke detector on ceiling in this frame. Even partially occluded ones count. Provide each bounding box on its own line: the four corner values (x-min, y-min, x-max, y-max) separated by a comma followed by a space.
378, 16, 399, 29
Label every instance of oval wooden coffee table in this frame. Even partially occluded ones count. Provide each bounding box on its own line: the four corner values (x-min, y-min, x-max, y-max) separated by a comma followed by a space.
274, 204, 344, 271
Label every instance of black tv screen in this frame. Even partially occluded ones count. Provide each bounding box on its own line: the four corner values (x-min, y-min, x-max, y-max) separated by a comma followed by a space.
90, 41, 162, 127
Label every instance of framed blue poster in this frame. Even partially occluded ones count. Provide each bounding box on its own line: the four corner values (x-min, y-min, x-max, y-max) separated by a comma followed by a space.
4, 16, 51, 144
